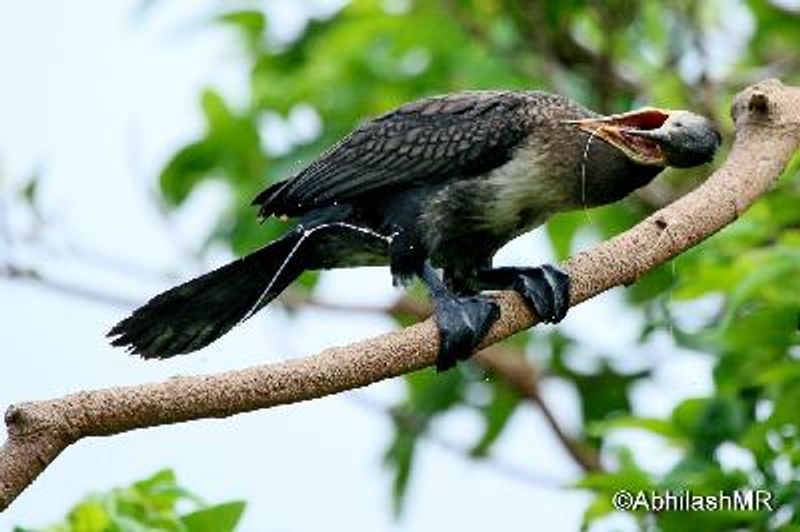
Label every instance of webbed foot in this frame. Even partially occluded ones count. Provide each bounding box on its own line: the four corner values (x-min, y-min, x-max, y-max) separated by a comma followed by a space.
433, 295, 500, 372
479, 264, 571, 323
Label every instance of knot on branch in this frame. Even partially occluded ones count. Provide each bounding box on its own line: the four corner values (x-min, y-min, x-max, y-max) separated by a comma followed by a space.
748, 92, 769, 115
4, 403, 77, 444
732, 79, 800, 132
4, 405, 22, 429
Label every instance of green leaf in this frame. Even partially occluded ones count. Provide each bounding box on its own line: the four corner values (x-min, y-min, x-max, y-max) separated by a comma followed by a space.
404, 366, 466, 416
546, 211, 586, 261
18, 469, 231, 531
588, 416, 683, 441
218, 10, 266, 44
159, 140, 220, 205
132, 468, 176, 493
201, 89, 235, 134
131, 468, 203, 511
66, 499, 110, 532
578, 447, 653, 493
384, 431, 416, 517
672, 397, 745, 457
471, 381, 520, 457
181, 502, 246, 532
21, 173, 39, 206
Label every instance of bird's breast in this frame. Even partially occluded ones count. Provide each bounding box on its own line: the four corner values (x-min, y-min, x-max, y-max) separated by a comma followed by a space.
482, 141, 576, 237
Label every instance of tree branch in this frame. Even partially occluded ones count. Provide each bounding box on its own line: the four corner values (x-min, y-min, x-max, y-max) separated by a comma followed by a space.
2, 80, 799, 511
1, 263, 588, 483
1, 262, 600, 473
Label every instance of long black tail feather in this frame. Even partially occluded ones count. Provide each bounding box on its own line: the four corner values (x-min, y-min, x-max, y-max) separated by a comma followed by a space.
108, 232, 304, 359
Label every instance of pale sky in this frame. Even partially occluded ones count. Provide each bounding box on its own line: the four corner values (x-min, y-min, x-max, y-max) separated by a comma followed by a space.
0, 2, 716, 531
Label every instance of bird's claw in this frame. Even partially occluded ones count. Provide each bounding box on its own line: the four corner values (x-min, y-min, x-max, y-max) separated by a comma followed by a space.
434, 295, 500, 372
511, 264, 571, 323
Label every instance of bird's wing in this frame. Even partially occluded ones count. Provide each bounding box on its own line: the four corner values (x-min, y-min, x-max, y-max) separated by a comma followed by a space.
254, 91, 537, 218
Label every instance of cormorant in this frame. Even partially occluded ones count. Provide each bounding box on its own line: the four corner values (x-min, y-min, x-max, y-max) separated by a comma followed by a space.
109, 90, 720, 371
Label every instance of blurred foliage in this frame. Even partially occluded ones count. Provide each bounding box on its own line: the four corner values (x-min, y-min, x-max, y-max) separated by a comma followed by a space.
150, 0, 800, 529
16, 469, 246, 532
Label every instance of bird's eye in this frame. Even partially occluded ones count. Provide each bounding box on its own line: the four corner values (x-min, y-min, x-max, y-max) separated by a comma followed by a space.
674, 122, 684, 128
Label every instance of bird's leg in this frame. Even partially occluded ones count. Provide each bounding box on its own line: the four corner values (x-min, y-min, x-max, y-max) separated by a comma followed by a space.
477, 265, 571, 323
419, 261, 500, 372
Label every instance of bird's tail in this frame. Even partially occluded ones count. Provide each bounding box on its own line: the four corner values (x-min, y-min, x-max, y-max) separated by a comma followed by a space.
108, 231, 306, 359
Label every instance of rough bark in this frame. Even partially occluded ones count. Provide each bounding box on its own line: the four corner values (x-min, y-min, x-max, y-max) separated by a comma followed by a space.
2, 79, 799, 512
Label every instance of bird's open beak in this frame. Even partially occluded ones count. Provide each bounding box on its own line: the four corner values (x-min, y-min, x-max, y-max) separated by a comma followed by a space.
566, 108, 671, 166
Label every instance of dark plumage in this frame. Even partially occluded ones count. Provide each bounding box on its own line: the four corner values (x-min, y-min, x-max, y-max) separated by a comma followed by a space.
109, 90, 720, 370
254, 92, 536, 219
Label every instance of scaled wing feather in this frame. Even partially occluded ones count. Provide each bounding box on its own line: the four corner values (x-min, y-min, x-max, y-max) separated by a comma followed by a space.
254, 91, 536, 218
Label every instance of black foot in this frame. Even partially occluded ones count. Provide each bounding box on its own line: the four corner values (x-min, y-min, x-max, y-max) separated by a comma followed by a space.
434, 295, 500, 372
511, 265, 570, 323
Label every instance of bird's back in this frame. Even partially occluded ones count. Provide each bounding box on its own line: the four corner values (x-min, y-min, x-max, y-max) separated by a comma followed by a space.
252, 90, 594, 221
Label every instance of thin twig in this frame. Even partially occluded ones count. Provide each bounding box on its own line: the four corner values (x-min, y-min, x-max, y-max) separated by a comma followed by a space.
0, 264, 139, 309
475, 348, 601, 472
348, 394, 564, 488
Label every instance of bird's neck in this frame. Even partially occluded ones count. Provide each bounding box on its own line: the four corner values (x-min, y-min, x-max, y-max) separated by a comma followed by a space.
579, 148, 664, 207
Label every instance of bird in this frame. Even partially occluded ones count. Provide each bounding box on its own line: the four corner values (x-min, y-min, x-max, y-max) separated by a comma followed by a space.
108, 90, 721, 371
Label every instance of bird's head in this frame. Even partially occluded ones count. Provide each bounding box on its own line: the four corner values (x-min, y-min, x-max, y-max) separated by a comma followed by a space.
567, 108, 721, 168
